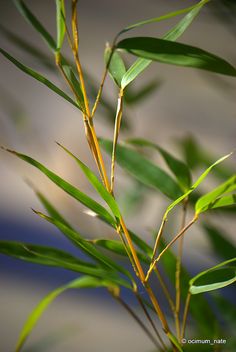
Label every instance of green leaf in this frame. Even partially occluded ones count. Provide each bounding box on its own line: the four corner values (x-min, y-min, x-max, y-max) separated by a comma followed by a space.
167, 332, 183, 352
94, 238, 150, 264
99, 138, 182, 200
15, 276, 118, 352
62, 65, 85, 110
34, 211, 132, 285
14, 0, 56, 52
195, 175, 236, 214
203, 224, 236, 261
127, 138, 191, 190
0, 241, 116, 279
3, 147, 115, 226
55, 0, 65, 51
104, 47, 126, 87
118, 0, 210, 35
117, 37, 236, 77
0, 48, 79, 109
162, 153, 232, 221
189, 258, 236, 295
159, 239, 217, 336
120, 0, 210, 88
124, 80, 160, 105
57, 143, 121, 221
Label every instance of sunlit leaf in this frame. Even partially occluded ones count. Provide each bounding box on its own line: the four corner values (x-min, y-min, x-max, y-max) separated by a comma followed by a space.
14, 0, 56, 52
120, 0, 210, 88
127, 138, 191, 190
0, 48, 79, 109
117, 37, 236, 77
2, 147, 116, 226
55, 0, 65, 51
104, 46, 126, 87
100, 138, 182, 200
57, 143, 121, 221
195, 175, 236, 214
15, 276, 119, 352
189, 258, 236, 294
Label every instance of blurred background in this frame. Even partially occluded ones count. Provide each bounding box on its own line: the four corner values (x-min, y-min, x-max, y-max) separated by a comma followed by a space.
0, 0, 236, 351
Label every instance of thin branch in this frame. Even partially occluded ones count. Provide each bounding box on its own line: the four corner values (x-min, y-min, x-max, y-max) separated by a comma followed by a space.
152, 218, 167, 261
146, 215, 197, 282
181, 291, 191, 341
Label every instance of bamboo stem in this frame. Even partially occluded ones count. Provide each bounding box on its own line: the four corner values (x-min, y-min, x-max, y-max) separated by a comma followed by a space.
181, 291, 191, 341
152, 218, 167, 261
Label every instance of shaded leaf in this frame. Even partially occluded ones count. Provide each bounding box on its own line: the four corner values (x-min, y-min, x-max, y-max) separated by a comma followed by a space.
203, 224, 236, 261
99, 138, 182, 200
3, 147, 116, 226
55, 0, 65, 51
57, 143, 121, 221
127, 138, 191, 190
14, 0, 56, 52
195, 175, 236, 214
62, 65, 85, 110
104, 46, 126, 87
124, 80, 160, 105
0, 48, 79, 109
189, 258, 236, 294
117, 37, 236, 77
15, 276, 118, 352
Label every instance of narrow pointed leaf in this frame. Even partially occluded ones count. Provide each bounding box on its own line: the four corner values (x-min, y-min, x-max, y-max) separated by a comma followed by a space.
62, 65, 85, 110
14, 0, 56, 52
195, 175, 236, 214
0, 48, 79, 109
117, 37, 236, 77
162, 153, 232, 220
34, 211, 132, 285
99, 138, 182, 200
104, 47, 126, 87
15, 276, 118, 352
203, 224, 236, 261
189, 258, 236, 295
55, 0, 65, 51
0, 241, 115, 279
57, 143, 121, 220
124, 80, 160, 105
127, 138, 191, 190
119, 0, 209, 35
3, 147, 116, 226
199, 194, 236, 212
120, 0, 210, 88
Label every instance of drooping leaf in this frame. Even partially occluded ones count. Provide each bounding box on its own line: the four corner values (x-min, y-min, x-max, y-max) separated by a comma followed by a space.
195, 175, 236, 214
118, 0, 210, 35
104, 46, 126, 87
94, 238, 150, 264
57, 143, 121, 221
120, 0, 211, 88
117, 37, 236, 77
0, 241, 116, 279
189, 258, 236, 295
0, 48, 79, 109
203, 224, 236, 261
33, 211, 131, 284
127, 138, 191, 191
15, 276, 119, 352
55, 0, 65, 51
99, 138, 182, 200
2, 147, 116, 226
62, 65, 84, 110
159, 240, 217, 336
14, 0, 56, 52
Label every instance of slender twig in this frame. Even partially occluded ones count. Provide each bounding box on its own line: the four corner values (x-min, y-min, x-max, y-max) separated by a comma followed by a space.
111, 89, 124, 193
154, 267, 176, 318
135, 292, 167, 351
181, 291, 191, 341
146, 215, 198, 282
175, 199, 188, 341
114, 295, 162, 350
152, 218, 167, 261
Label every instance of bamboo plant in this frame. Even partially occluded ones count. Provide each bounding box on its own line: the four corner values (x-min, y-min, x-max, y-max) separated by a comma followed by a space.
1, 1, 236, 351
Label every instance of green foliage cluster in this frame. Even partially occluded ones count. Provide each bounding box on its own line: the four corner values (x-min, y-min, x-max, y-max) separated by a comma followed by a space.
0, 1, 236, 351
